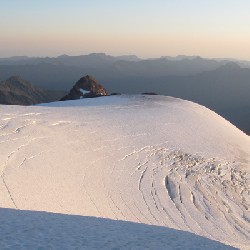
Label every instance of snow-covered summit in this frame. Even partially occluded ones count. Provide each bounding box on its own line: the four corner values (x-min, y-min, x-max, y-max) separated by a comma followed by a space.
0, 95, 249, 249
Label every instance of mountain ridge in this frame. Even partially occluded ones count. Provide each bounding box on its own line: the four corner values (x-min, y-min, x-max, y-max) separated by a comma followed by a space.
0, 55, 249, 135
0, 76, 64, 105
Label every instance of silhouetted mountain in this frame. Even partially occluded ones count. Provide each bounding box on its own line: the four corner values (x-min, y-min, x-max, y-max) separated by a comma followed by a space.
0, 54, 249, 134
112, 57, 230, 77
56, 53, 117, 68
0, 76, 65, 105
0, 53, 233, 71
61, 75, 108, 101
0, 53, 138, 67
0, 56, 234, 91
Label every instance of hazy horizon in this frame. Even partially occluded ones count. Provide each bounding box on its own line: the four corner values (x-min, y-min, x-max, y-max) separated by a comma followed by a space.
1, 0, 250, 60
1, 52, 249, 62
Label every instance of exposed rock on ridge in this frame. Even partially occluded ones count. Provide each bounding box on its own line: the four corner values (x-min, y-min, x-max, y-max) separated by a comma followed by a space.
0, 76, 64, 105
61, 75, 108, 101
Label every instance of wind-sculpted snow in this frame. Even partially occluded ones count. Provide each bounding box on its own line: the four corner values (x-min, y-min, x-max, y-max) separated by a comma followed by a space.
0, 95, 249, 249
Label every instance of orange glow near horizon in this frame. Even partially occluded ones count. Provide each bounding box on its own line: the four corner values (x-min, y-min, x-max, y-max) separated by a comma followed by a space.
1, 0, 250, 60
2, 32, 250, 60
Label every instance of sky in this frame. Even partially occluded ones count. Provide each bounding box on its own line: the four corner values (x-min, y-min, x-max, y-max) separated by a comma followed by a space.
1, 0, 250, 59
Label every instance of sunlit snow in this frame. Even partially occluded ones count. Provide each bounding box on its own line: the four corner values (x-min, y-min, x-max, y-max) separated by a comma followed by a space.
79, 88, 90, 95
0, 95, 249, 249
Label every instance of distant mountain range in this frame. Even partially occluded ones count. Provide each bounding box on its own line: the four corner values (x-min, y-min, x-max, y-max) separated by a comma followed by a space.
0, 53, 249, 92
0, 53, 249, 134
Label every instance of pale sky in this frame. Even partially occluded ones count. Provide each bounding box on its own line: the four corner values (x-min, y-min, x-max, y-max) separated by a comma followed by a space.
1, 0, 250, 59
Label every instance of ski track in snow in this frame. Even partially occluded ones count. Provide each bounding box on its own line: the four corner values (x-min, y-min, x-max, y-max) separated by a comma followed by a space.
0, 95, 249, 249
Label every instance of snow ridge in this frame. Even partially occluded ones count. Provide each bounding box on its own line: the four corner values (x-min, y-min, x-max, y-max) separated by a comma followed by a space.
0, 95, 249, 249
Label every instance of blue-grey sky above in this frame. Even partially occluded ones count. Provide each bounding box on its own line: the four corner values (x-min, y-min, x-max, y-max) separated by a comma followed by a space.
1, 0, 250, 59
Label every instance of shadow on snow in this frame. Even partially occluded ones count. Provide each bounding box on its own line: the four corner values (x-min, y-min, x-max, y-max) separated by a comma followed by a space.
0, 208, 235, 249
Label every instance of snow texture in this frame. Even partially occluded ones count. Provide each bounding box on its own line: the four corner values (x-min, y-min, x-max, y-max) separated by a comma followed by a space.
79, 88, 90, 95
0, 95, 249, 249
0, 208, 236, 250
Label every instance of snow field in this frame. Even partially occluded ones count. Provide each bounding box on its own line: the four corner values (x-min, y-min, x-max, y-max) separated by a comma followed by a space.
0, 95, 249, 249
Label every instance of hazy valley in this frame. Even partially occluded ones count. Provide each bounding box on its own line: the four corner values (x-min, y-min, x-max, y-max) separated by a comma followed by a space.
1, 53, 249, 135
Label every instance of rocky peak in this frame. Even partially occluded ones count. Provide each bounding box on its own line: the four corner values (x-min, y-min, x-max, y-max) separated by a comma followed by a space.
0, 76, 63, 105
61, 75, 108, 101
0, 76, 35, 92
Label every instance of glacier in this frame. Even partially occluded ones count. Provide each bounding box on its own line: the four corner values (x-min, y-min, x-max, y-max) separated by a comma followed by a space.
0, 95, 249, 249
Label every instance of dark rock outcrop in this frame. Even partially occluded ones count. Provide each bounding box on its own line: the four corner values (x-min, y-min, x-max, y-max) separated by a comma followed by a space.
61, 75, 108, 101
0, 76, 64, 105
142, 92, 158, 95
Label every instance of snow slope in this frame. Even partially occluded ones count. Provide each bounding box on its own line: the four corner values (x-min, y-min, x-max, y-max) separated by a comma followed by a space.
0, 95, 249, 249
